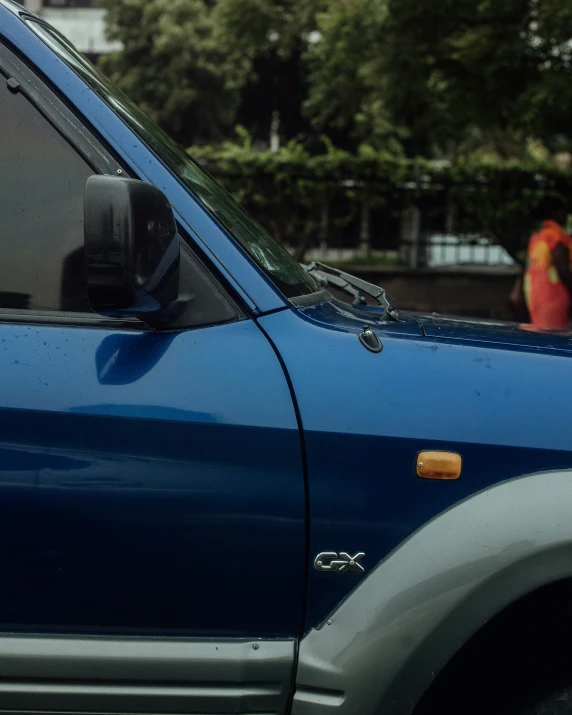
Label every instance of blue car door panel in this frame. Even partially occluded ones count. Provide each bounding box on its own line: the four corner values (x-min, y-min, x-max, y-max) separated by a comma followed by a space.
0, 50, 305, 638
0, 319, 306, 636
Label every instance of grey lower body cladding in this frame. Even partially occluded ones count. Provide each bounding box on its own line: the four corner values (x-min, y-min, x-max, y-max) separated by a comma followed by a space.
0, 634, 294, 714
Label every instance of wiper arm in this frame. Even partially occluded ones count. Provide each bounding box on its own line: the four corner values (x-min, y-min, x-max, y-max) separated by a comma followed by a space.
304, 262, 400, 321
303, 265, 367, 305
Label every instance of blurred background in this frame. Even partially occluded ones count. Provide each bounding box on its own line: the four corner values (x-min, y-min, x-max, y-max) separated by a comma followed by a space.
21, 0, 572, 319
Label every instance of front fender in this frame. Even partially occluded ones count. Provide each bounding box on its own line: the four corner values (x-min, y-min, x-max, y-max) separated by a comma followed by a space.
293, 470, 572, 715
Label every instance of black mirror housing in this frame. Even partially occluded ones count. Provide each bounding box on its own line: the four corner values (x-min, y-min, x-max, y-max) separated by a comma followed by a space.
84, 175, 180, 325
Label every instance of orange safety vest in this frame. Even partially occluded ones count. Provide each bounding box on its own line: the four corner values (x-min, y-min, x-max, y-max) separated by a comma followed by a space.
524, 220, 572, 329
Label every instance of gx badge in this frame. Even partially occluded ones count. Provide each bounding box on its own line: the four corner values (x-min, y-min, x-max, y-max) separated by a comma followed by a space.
314, 551, 365, 573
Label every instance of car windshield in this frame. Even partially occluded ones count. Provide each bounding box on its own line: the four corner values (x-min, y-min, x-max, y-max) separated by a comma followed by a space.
27, 20, 318, 301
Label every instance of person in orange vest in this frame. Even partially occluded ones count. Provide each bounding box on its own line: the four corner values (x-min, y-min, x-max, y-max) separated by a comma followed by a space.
524, 197, 572, 329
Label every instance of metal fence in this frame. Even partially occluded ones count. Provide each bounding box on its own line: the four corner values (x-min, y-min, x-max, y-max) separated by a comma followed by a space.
206, 167, 541, 269
284, 198, 517, 269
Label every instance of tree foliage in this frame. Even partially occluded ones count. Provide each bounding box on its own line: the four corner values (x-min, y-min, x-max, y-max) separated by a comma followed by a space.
303, 0, 400, 151
213, 0, 320, 58
302, 0, 572, 156
99, 0, 572, 156
98, 0, 251, 145
211, 0, 324, 143
378, 0, 572, 155
98, 0, 326, 146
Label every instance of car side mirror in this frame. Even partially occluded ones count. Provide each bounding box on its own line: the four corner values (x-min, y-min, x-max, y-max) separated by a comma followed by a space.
84, 175, 180, 327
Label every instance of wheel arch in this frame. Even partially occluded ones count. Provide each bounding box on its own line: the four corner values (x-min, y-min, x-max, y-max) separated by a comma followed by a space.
293, 469, 572, 715
414, 575, 572, 714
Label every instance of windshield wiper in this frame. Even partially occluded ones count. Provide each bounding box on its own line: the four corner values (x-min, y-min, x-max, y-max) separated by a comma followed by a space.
303, 262, 400, 321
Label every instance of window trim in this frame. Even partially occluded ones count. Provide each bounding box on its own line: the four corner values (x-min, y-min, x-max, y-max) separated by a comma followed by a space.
0, 40, 123, 177
0, 310, 143, 331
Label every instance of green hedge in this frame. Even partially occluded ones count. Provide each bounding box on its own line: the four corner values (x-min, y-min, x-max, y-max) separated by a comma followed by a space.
188, 136, 572, 262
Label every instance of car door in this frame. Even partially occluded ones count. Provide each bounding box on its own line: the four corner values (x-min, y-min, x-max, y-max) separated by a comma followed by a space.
0, 45, 304, 715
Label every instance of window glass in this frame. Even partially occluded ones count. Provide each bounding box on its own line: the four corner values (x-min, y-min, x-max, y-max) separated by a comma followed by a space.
0, 80, 93, 312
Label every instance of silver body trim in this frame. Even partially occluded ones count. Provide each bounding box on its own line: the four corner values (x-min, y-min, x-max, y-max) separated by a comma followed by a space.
293, 470, 572, 715
0, 634, 294, 714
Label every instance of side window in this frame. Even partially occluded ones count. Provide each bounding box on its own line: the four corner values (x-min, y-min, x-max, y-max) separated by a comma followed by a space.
0, 80, 94, 312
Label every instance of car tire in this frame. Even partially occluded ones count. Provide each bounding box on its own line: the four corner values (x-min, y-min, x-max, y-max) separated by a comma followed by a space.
522, 688, 572, 715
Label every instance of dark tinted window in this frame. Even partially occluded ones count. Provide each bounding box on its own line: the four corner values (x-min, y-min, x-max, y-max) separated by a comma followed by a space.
0, 80, 93, 312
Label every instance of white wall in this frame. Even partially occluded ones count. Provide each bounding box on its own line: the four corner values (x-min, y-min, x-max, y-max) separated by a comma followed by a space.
21, 2, 122, 54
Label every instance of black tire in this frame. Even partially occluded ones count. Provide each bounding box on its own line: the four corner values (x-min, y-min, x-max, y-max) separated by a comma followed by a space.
414, 584, 572, 715
524, 688, 572, 715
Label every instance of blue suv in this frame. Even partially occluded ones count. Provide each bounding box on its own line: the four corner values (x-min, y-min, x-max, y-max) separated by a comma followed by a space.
2, 2, 572, 714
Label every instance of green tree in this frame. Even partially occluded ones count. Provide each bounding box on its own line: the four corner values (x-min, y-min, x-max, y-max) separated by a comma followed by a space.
99, 0, 326, 147
213, 0, 320, 57
303, 0, 403, 152
98, 0, 250, 145
213, 0, 324, 144
379, 0, 572, 155
305, 0, 572, 157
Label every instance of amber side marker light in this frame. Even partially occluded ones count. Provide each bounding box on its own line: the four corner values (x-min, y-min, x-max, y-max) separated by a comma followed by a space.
417, 451, 462, 480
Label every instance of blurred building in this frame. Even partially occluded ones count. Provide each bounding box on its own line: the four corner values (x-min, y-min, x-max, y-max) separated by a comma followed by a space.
21, 0, 122, 60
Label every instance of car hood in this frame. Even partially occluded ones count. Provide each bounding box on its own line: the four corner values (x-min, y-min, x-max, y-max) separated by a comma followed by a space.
297, 298, 572, 355
296, 297, 423, 337
414, 312, 572, 354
